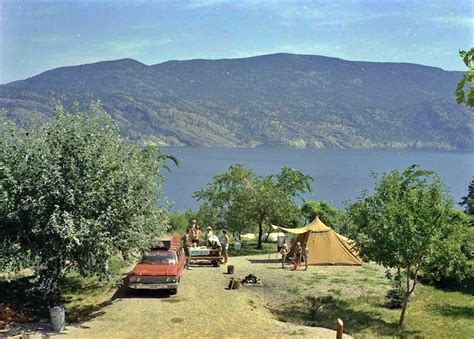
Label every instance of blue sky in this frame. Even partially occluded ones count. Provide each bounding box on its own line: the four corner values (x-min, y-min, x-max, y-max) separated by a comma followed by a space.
1, 0, 472, 83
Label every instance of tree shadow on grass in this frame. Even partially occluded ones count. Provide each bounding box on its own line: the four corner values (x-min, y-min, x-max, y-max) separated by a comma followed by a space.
269, 295, 419, 337
59, 272, 121, 323
0, 273, 121, 326
0, 277, 48, 322
434, 304, 474, 319
432, 277, 474, 297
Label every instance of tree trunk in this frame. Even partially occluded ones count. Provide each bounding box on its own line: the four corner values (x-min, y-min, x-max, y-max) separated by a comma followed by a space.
264, 226, 272, 242
399, 266, 411, 327
399, 294, 409, 327
257, 221, 264, 249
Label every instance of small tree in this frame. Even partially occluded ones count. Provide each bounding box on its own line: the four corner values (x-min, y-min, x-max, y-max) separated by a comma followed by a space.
194, 202, 222, 229
168, 209, 195, 234
301, 200, 344, 232
194, 165, 312, 249
455, 48, 474, 107
347, 165, 469, 327
0, 102, 170, 302
460, 179, 474, 219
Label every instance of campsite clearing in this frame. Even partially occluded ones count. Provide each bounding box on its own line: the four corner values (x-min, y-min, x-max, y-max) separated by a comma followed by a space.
2, 253, 473, 338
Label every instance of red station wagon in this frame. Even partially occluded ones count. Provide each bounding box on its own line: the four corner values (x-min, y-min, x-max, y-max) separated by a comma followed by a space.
128, 235, 185, 294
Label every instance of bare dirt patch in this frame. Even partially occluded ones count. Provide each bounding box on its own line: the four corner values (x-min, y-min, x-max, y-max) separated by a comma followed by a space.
64, 254, 358, 338
6, 254, 372, 338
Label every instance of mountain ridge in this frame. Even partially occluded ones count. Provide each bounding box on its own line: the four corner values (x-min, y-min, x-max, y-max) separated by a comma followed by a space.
1, 53, 472, 150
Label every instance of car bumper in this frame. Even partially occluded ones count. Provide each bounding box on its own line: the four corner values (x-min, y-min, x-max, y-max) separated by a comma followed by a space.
128, 282, 179, 290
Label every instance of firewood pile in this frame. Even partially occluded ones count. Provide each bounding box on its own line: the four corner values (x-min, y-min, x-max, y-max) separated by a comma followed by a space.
241, 274, 262, 285
0, 302, 34, 330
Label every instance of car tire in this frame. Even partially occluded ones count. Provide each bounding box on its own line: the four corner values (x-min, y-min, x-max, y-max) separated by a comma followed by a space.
169, 288, 177, 295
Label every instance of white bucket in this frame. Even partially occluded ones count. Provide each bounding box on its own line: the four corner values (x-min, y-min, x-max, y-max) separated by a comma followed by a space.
233, 242, 242, 250
49, 306, 65, 332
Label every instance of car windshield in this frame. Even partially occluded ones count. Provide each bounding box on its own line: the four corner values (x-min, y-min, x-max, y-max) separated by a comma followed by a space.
142, 252, 177, 265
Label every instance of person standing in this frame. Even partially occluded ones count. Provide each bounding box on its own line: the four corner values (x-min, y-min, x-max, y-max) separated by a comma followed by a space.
280, 243, 289, 269
292, 242, 303, 271
191, 221, 201, 246
221, 230, 230, 264
303, 244, 309, 271
182, 228, 192, 270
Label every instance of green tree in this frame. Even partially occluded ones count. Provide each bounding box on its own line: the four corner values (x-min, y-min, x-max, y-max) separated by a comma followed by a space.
194, 165, 312, 249
168, 209, 195, 234
460, 179, 474, 219
347, 165, 470, 327
455, 48, 474, 106
0, 102, 169, 302
301, 200, 344, 232
194, 202, 222, 229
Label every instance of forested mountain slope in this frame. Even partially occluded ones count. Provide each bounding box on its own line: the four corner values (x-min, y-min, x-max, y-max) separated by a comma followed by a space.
1, 53, 472, 149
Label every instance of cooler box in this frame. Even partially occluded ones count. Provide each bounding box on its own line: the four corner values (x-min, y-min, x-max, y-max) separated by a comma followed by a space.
189, 247, 210, 256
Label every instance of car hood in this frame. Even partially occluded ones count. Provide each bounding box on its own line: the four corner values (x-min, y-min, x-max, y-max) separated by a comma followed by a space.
131, 263, 179, 276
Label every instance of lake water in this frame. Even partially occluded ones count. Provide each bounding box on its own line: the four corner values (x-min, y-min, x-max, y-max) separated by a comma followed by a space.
161, 147, 473, 211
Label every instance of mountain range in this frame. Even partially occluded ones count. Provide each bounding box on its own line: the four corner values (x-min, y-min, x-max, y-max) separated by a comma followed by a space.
1, 53, 472, 150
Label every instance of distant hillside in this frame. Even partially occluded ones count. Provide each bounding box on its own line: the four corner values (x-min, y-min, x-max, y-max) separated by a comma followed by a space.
1, 53, 472, 150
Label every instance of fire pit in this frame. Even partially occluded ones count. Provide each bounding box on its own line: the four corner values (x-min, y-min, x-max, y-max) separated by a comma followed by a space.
241, 274, 262, 286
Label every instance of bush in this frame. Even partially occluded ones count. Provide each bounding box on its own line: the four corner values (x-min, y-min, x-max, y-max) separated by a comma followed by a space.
386, 286, 405, 309
423, 215, 473, 285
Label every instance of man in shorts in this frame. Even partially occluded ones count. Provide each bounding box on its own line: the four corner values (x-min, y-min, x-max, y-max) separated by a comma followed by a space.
191, 220, 201, 246
182, 228, 192, 270
221, 230, 230, 264
280, 243, 289, 269
302, 244, 309, 271
292, 241, 303, 271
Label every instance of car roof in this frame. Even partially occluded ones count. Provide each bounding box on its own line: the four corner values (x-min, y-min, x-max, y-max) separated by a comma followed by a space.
147, 250, 177, 256
148, 235, 181, 253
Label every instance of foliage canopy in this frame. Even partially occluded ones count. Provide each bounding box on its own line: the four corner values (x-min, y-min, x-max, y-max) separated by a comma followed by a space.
194, 164, 313, 249
301, 200, 344, 232
0, 102, 169, 301
347, 165, 471, 326
455, 48, 474, 107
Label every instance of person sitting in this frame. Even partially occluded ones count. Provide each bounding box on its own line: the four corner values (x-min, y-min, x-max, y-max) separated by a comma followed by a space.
280, 243, 289, 269
207, 234, 221, 248
204, 226, 213, 245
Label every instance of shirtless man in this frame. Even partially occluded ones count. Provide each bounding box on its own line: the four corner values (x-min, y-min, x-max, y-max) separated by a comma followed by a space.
280, 243, 289, 269
302, 244, 309, 271
182, 228, 192, 270
191, 220, 201, 246
221, 230, 230, 264
292, 242, 303, 271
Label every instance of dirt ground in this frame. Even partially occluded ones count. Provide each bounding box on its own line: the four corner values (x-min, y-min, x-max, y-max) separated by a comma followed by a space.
7, 254, 374, 338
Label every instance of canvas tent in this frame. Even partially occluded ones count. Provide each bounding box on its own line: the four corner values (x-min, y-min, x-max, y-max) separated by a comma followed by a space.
272, 217, 362, 265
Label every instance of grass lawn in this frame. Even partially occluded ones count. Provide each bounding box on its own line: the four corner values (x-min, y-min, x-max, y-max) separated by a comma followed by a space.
271, 269, 474, 338
0, 256, 128, 324
228, 239, 276, 257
